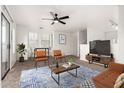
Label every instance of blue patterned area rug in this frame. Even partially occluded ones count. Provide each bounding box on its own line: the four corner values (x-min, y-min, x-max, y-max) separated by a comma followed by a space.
20, 66, 99, 88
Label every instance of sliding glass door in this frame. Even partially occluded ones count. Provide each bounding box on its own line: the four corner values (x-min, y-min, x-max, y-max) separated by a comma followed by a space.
1, 13, 10, 79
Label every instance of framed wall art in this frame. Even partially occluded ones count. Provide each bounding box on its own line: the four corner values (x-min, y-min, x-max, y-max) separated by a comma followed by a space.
59, 34, 66, 44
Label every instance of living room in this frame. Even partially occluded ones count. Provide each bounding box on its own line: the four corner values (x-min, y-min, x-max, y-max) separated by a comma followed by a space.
0, 4, 124, 89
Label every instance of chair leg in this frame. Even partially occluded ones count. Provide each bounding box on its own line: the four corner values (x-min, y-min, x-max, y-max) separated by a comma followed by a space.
35, 62, 37, 69
44, 61, 46, 65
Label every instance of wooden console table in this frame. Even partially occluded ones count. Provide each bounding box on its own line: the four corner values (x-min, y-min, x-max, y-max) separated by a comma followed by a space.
86, 54, 114, 68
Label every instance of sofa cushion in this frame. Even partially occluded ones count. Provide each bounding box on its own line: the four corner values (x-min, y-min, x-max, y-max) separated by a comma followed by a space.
114, 73, 124, 88
34, 50, 46, 57
93, 70, 120, 88
108, 62, 124, 73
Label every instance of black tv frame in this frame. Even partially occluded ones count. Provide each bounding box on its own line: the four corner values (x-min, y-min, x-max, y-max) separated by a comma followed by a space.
89, 40, 111, 56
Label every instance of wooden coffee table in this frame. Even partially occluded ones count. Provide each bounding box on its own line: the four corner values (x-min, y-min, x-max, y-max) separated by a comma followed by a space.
50, 63, 80, 85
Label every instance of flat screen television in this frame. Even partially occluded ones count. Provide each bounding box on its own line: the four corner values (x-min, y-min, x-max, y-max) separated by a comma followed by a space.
90, 40, 110, 56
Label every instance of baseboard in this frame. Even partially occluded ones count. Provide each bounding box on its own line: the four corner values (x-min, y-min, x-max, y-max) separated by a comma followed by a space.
1, 69, 10, 80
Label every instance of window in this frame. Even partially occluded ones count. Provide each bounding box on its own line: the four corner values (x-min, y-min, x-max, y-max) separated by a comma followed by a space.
28, 32, 53, 57
41, 34, 50, 48
28, 32, 38, 57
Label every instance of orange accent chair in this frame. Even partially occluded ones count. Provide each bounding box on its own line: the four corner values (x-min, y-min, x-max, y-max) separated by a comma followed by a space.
53, 50, 62, 60
34, 49, 48, 68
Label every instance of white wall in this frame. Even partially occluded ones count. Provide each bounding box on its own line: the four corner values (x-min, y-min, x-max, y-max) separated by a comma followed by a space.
111, 43, 118, 61
10, 24, 16, 67
52, 31, 77, 56
80, 44, 89, 61
87, 27, 106, 42
77, 31, 80, 56
77, 29, 87, 57
117, 6, 124, 64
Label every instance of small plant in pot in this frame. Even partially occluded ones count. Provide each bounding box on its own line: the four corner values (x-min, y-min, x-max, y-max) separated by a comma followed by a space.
67, 56, 75, 66
52, 58, 59, 68
16, 43, 26, 62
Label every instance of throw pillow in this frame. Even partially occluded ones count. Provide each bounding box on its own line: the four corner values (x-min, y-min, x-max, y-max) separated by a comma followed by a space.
122, 69, 124, 73
114, 73, 124, 88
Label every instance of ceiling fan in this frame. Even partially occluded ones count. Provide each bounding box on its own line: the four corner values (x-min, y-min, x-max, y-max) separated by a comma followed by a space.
42, 12, 69, 25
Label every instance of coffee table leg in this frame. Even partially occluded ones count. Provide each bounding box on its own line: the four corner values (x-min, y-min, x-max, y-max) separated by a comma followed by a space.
51, 71, 60, 85
67, 68, 78, 77
76, 68, 77, 77
58, 74, 60, 85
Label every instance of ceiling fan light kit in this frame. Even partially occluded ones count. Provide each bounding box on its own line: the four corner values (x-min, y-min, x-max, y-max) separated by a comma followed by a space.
54, 20, 58, 23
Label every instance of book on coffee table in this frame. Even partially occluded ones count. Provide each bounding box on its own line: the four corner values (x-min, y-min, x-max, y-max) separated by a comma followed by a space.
62, 63, 72, 68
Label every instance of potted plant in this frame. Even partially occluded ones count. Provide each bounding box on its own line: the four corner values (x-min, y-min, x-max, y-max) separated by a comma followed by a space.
16, 43, 26, 62
67, 56, 75, 66
52, 58, 59, 68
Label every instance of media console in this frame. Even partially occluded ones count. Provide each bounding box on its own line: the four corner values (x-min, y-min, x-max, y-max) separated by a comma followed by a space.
86, 54, 114, 68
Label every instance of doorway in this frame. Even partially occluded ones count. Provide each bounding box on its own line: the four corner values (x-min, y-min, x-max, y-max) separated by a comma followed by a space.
1, 13, 10, 80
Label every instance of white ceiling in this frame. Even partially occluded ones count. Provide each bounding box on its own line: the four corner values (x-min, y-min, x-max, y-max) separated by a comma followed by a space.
7, 5, 118, 32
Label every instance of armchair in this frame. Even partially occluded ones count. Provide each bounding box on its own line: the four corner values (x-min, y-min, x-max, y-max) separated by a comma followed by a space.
34, 48, 48, 68
53, 50, 62, 60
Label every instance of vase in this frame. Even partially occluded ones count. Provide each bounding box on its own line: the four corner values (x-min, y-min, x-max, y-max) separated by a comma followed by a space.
19, 56, 24, 62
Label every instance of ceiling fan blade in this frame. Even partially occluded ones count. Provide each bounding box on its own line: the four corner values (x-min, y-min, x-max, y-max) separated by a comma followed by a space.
42, 18, 54, 20
51, 22, 55, 25
50, 12, 56, 18
58, 20, 66, 24
59, 16, 69, 20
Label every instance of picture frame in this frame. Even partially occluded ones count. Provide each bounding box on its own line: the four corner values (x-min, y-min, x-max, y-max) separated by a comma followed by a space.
59, 34, 66, 44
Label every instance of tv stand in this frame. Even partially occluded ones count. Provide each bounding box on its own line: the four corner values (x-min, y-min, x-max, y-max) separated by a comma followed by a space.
86, 54, 114, 68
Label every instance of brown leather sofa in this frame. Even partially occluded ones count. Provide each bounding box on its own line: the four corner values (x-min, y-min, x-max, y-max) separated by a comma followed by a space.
92, 62, 124, 88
